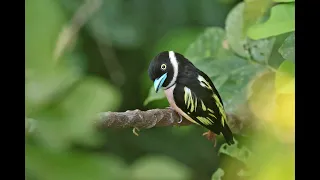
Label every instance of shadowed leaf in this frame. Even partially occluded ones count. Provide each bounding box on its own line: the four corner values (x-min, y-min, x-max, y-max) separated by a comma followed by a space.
278, 33, 295, 62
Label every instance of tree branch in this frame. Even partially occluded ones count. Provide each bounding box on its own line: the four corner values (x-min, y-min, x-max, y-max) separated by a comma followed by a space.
96, 108, 245, 134
26, 108, 247, 135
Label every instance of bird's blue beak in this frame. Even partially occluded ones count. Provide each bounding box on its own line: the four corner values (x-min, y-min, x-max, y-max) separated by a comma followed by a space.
154, 73, 167, 93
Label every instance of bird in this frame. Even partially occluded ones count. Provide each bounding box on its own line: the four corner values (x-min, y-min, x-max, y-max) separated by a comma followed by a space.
148, 50, 235, 146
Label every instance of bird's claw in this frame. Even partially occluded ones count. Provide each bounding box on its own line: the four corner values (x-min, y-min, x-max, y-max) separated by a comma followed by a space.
178, 115, 182, 123
203, 131, 217, 147
166, 106, 174, 110
133, 127, 140, 136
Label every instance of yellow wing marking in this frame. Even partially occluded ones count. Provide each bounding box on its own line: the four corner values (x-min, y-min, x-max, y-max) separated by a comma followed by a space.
208, 113, 216, 119
196, 116, 213, 126
194, 97, 197, 112
201, 100, 206, 111
184, 86, 198, 113
213, 94, 226, 127
208, 108, 214, 113
198, 75, 212, 90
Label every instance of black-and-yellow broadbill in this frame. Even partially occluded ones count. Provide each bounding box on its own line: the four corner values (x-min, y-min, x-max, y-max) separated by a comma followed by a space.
148, 51, 235, 146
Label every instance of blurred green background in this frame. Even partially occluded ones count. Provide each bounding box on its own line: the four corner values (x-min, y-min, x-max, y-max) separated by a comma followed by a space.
26, 0, 295, 180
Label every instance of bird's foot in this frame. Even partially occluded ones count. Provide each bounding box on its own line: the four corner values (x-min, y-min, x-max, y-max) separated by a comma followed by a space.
202, 130, 217, 147
166, 106, 183, 124
132, 127, 140, 136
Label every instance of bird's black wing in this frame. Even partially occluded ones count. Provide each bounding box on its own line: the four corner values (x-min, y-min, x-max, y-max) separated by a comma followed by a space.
174, 70, 234, 144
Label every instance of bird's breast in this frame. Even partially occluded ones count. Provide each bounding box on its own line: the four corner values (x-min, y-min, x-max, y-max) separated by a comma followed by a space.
164, 84, 200, 125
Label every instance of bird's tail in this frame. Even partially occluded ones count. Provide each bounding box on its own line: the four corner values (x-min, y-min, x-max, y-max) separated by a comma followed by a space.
221, 123, 235, 145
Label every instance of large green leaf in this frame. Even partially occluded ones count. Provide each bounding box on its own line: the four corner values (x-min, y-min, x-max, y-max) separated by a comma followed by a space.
184, 27, 231, 62
130, 156, 192, 180
247, 3, 295, 40
25, 67, 82, 115
243, 0, 272, 36
195, 56, 265, 112
275, 60, 295, 94
225, 2, 275, 63
34, 76, 121, 149
278, 33, 295, 62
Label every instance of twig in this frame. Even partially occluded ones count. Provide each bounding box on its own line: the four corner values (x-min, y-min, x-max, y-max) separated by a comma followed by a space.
54, 0, 102, 61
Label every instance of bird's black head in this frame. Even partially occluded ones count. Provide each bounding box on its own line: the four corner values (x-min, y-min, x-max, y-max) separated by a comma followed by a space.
148, 51, 180, 93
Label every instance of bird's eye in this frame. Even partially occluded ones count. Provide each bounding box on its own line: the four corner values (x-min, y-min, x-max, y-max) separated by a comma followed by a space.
160, 64, 167, 70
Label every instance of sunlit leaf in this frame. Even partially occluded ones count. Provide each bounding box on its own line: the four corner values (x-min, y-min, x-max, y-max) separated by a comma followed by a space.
247, 71, 276, 123
211, 168, 225, 180
185, 27, 231, 62
275, 60, 295, 94
225, 2, 275, 62
247, 70, 294, 143
246, 136, 294, 180
278, 33, 295, 62
247, 4, 295, 40
130, 156, 192, 180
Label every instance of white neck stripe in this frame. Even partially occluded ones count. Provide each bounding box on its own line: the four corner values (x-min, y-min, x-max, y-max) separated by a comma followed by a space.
164, 51, 178, 89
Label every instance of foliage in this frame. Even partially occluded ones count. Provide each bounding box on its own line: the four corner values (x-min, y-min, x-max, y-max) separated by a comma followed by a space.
144, 0, 295, 179
26, 0, 294, 179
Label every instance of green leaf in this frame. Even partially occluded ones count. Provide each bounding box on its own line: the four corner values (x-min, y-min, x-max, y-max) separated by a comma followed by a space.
130, 156, 192, 180
143, 86, 166, 106
278, 33, 295, 62
247, 3, 295, 40
34, 76, 121, 149
184, 27, 231, 62
211, 168, 225, 180
26, 66, 82, 114
219, 141, 252, 164
243, 0, 272, 36
225, 2, 275, 62
246, 38, 276, 63
26, 145, 127, 180
196, 56, 265, 112
275, 60, 295, 94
